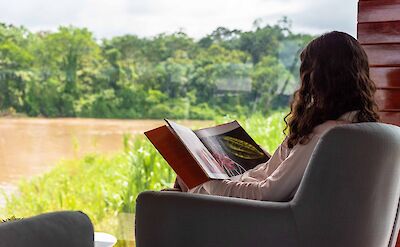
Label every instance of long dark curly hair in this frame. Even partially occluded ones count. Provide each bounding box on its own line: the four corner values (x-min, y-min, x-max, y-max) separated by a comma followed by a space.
284, 31, 380, 149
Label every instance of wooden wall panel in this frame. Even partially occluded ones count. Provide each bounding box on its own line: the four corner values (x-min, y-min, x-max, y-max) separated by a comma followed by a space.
358, 0, 400, 126
358, 0, 400, 23
379, 111, 400, 125
370, 67, 400, 88
358, 21, 400, 44
375, 89, 400, 110
363, 44, 400, 66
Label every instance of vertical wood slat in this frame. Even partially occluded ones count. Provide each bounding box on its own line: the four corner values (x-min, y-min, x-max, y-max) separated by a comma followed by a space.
370, 67, 400, 88
358, 21, 400, 44
358, 0, 400, 23
363, 44, 400, 66
375, 89, 400, 110
379, 111, 400, 125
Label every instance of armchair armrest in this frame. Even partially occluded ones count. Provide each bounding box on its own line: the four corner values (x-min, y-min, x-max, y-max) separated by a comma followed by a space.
135, 191, 298, 247
0, 211, 94, 247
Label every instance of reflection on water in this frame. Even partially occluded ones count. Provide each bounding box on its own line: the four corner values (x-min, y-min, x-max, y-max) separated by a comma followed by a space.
0, 118, 210, 194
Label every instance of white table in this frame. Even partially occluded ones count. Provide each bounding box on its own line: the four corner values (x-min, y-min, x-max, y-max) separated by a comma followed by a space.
94, 232, 117, 247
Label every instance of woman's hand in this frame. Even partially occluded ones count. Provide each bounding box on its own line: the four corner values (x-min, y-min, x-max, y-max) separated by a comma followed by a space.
175, 176, 189, 192
161, 176, 189, 192
160, 188, 182, 192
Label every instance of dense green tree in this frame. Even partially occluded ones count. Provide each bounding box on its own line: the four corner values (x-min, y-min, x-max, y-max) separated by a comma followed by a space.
250, 56, 290, 112
0, 24, 34, 112
41, 27, 100, 116
0, 19, 315, 119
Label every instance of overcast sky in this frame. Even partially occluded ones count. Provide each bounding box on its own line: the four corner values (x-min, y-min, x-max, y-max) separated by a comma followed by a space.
1, 0, 358, 39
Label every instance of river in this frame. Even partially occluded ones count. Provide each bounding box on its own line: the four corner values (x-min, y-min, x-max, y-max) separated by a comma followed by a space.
0, 118, 211, 204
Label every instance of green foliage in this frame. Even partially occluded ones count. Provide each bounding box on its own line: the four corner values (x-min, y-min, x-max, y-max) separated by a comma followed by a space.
1, 135, 175, 246
250, 56, 290, 112
0, 20, 314, 119
1, 135, 174, 217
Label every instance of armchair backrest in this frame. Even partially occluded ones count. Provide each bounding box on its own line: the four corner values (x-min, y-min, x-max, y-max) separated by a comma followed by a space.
291, 123, 400, 247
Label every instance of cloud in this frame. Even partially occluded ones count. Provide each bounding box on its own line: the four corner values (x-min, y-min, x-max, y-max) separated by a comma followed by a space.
0, 0, 357, 39
289, 0, 357, 37
0, 0, 82, 29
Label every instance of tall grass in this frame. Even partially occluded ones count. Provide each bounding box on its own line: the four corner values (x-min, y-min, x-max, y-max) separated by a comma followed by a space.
1, 136, 174, 246
1, 111, 287, 246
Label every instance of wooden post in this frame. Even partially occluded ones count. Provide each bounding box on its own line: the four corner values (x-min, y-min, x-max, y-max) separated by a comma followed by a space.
358, 1, 400, 246
358, 0, 400, 126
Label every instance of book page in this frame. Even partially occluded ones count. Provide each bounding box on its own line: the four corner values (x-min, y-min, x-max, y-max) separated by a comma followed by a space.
165, 119, 229, 180
194, 121, 269, 177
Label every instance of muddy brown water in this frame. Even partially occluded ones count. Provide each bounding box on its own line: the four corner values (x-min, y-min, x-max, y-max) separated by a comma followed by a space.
0, 118, 211, 205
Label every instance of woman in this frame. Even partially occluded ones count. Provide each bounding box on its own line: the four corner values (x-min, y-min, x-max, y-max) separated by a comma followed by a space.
175, 31, 380, 201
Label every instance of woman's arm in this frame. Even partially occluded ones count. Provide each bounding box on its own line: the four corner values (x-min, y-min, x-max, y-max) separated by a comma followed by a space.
259, 145, 271, 159
189, 137, 319, 201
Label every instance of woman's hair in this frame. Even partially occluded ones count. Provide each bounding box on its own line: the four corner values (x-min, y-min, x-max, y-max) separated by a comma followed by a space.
284, 31, 380, 149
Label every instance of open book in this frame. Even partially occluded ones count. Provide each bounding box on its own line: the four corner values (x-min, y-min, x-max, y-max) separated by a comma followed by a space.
145, 119, 270, 189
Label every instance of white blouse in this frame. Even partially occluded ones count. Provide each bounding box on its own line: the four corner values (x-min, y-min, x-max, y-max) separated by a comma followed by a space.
188, 111, 358, 201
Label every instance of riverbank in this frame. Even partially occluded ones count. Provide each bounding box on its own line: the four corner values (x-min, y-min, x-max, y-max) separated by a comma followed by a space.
0, 112, 287, 246
0, 118, 213, 186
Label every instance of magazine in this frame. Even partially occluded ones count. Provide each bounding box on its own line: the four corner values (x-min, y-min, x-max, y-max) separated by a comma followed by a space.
145, 119, 270, 189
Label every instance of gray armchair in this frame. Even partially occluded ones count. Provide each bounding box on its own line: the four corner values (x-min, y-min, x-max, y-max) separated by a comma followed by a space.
0, 211, 94, 247
135, 123, 400, 247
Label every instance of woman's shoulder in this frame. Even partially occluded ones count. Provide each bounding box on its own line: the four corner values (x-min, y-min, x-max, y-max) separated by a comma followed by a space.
313, 120, 346, 134
313, 111, 358, 137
